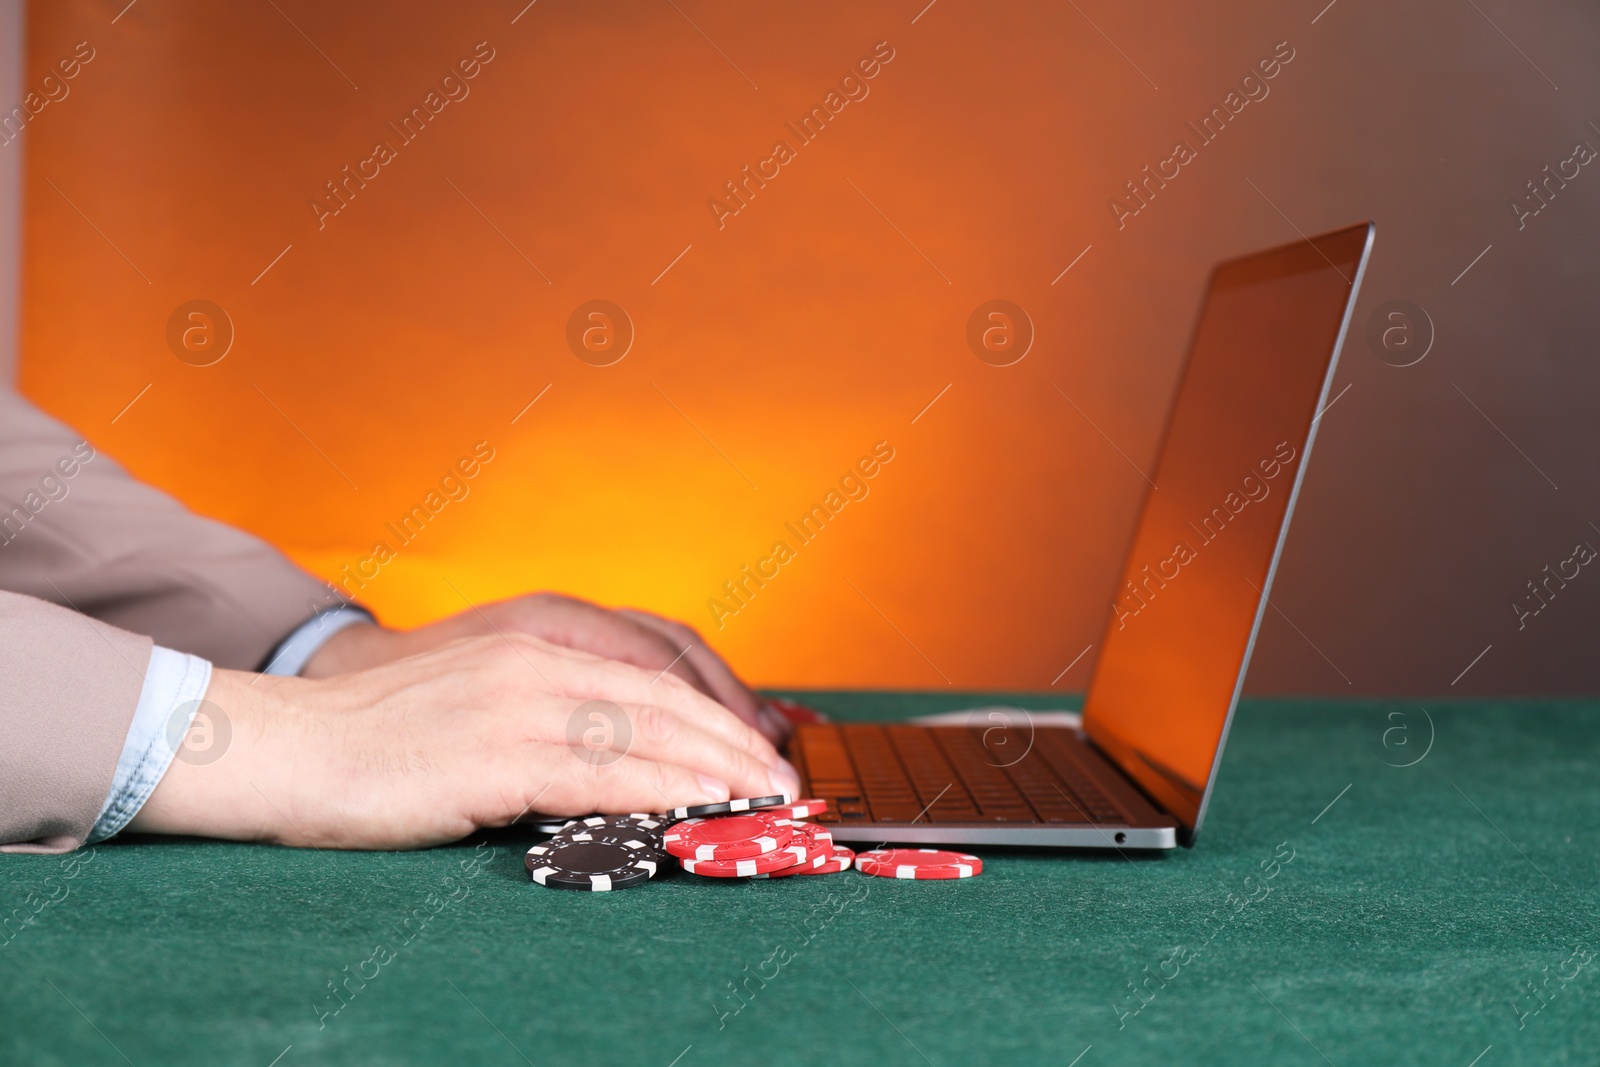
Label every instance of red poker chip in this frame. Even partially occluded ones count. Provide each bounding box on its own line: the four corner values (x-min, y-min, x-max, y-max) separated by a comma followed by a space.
762, 842, 855, 878
787, 821, 832, 849
662, 813, 796, 862
855, 849, 982, 880
802, 845, 855, 875
753, 852, 827, 878
763, 798, 829, 821
765, 697, 828, 725
681, 840, 811, 878
752, 823, 832, 879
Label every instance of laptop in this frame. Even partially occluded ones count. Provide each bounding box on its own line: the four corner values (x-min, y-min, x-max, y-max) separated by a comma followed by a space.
788, 222, 1376, 850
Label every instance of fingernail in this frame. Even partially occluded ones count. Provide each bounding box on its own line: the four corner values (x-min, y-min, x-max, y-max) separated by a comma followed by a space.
696, 774, 730, 802
769, 760, 801, 799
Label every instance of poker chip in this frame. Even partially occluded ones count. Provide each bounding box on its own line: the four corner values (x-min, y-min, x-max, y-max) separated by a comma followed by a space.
753, 851, 828, 878
680, 840, 811, 878
663, 793, 793, 822
803, 845, 856, 875
762, 798, 828, 821
762, 843, 855, 877
556, 830, 667, 862
663, 814, 796, 861
524, 812, 584, 835
855, 849, 982, 880
765, 697, 828, 725
799, 824, 833, 849
555, 814, 666, 842
752, 824, 840, 878
525, 838, 660, 891
551, 815, 668, 868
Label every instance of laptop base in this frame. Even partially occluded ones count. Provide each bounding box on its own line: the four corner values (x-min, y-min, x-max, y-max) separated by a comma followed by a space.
788, 723, 1180, 851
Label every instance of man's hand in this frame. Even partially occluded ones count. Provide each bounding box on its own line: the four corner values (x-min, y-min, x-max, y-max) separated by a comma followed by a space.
129, 633, 801, 850
302, 593, 790, 744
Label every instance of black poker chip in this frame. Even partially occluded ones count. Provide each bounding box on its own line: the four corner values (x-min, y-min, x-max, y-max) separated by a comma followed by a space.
554, 814, 667, 844
524, 838, 660, 891
661, 794, 793, 823
523, 811, 590, 835
553, 815, 669, 866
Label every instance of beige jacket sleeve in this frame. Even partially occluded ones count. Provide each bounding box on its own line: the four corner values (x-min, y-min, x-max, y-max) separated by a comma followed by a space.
0, 390, 342, 668
0, 591, 151, 852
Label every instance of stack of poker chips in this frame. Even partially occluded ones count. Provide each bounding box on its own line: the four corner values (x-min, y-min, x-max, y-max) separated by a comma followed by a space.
663, 797, 856, 879
523, 795, 985, 890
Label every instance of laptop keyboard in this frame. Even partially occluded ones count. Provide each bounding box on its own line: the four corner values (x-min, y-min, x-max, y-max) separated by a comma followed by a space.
796, 723, 1127, 826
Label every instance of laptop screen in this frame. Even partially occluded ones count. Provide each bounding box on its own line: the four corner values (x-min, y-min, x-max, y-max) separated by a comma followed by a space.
1081, 223, 1372, 840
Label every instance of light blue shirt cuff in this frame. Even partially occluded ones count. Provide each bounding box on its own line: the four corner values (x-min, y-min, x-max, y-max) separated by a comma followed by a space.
88, 646, 212, 843
259, 605, 377, 677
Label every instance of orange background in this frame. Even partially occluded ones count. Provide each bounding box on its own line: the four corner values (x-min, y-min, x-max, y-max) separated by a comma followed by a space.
20, 0, 1600, 694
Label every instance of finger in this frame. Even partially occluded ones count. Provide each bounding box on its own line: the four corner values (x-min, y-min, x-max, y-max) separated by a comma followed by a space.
457, 747, 723, 831
617, 609, 789, 743
476, 634, 789, 778
598, 702, 794, 801
504, 637, 785, 770
540, 750, 735, 818
615, 610, 751, 711
514, 595, 723, 699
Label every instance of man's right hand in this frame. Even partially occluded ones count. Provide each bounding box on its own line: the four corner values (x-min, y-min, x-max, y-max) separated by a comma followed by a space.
127, 633, 801, 850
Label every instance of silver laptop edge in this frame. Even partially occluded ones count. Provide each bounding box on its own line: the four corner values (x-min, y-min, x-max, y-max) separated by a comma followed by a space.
803, 223, 1376, 852
1184, 222, 1375, 843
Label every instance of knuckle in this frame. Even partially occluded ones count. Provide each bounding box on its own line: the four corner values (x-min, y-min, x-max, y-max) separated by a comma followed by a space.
633, 704, 678, 744
726, 751, 761, 787
505, 632, 543, 654
652, 670, 697, 700
484, 637, 529, 670
641, 757, 677, 804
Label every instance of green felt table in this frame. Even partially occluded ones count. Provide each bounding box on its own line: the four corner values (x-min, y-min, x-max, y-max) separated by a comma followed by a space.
2, 691, 1596, 1067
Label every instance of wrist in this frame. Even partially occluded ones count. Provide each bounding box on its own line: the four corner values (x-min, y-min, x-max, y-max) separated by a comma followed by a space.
300, 622, 401, 677
126, 667, 325, 845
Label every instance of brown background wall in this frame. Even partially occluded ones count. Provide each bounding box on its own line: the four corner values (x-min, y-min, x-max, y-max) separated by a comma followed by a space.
12, 0, 1600, 695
